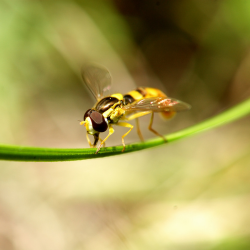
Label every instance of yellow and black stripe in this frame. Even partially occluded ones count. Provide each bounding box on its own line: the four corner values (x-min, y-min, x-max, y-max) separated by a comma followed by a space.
124, 87, 167, 104
123, 87, 175, 119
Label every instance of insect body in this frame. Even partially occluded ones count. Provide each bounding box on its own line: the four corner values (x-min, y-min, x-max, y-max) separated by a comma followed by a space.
80, 65, 191, 153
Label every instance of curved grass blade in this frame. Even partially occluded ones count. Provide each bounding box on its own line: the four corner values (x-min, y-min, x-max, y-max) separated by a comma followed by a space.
0, 98, 250, 162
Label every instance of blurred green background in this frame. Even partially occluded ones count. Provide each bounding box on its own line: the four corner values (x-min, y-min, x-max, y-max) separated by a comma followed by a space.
1, 0, 250, 249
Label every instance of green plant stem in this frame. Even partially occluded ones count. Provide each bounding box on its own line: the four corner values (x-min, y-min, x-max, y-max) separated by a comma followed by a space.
1, 98, 250, 162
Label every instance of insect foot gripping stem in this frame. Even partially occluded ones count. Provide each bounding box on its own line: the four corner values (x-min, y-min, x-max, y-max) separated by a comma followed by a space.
115, 122, 134, 152
148, 112, 167, 142
95, 126, 114, 154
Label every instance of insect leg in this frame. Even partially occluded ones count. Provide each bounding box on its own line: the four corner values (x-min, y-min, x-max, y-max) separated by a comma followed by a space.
124, 111, 150, 142
98, 137, 105, 148
148, 112, 167, 142
93, 134, 99, 146
125, 111, 151, 121
115, 122, 134, 152
95, 126, 114, 154
136, 118, 144, 142
86, 133, 100, 148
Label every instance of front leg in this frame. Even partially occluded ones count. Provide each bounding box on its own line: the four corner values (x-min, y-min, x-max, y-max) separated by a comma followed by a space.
86, 132, 99, 148
95, 126, 114, 154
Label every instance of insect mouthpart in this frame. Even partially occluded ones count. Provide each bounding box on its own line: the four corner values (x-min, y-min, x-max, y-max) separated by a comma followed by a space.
82, 109, 108, 133
79, 121, 86, 126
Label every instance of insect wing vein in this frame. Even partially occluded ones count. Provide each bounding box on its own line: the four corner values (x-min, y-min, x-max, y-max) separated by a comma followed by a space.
81, 65, 112, 100
123, 97, 191, 112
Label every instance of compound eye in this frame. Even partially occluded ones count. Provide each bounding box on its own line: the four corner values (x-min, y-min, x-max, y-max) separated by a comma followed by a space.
84, 109, 92, 120
89, 111, 108, 132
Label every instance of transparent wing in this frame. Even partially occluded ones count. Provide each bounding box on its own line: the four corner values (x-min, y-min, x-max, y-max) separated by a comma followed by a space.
81, 64, 112, 100
123, 97, 191, 112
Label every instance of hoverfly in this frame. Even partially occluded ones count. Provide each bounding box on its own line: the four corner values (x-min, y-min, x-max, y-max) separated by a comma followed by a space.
80, 65, 191, 153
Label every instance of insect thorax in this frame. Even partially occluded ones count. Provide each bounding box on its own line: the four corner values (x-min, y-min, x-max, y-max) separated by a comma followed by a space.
109, 107, 125, 123
95, 97, 119, 113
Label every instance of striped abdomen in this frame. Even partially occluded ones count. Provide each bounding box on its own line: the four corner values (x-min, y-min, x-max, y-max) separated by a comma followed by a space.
123, 87, 176, 119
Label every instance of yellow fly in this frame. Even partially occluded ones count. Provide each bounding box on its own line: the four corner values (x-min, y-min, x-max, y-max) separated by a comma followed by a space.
80, 65, 191, 153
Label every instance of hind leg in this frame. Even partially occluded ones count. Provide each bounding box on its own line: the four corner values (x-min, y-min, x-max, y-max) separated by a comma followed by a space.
148, 112, 167, 142
136, 118, 144, 142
